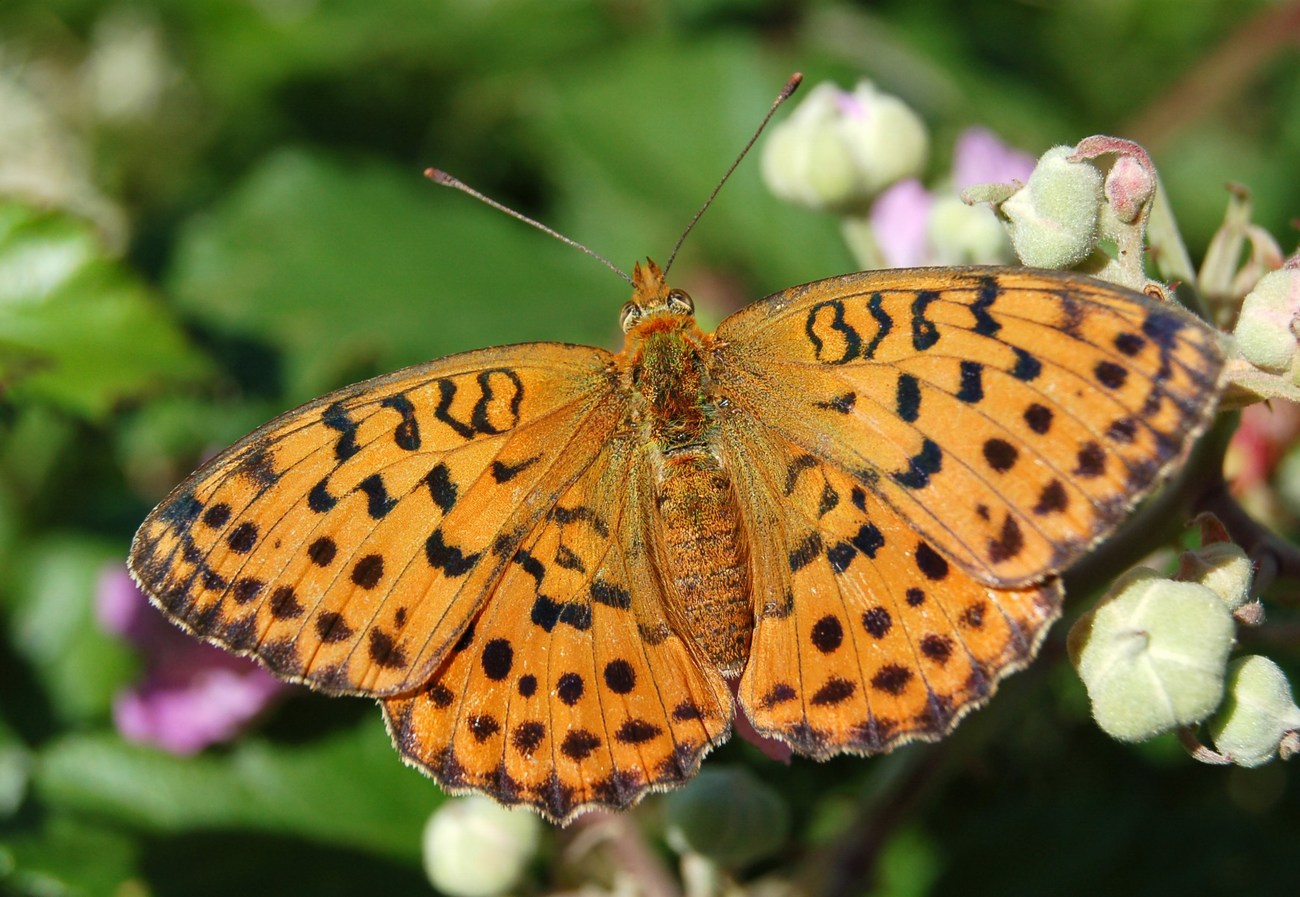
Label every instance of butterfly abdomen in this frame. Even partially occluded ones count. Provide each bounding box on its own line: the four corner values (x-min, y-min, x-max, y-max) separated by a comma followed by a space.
654, 452, 751, 674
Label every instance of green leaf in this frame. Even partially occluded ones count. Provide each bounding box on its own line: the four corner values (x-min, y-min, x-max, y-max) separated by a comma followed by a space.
168, 149, 625, 403
33, 715, 435, 863
1, 813, 140, 897
4, 536, 137, 727
0, 202, 212, 420
537, 37, 853, 293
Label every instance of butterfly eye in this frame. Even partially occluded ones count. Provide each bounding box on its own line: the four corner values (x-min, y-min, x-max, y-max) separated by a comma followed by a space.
666, 289, 694, 315
619, 301, 643, 332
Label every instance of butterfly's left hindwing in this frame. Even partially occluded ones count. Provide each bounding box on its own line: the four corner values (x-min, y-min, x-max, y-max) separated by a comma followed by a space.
718, 417, 1060, 757
713, 267, 1223, 588
129, 343, 624, 697
382, 425, 733, 823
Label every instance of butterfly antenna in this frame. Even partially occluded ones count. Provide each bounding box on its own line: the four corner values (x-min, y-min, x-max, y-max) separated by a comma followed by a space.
662, 72, 803, 275
426, 168, 634, 286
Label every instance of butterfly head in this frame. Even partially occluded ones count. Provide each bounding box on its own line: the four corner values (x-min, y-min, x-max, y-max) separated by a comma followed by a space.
620, 258, 695, 333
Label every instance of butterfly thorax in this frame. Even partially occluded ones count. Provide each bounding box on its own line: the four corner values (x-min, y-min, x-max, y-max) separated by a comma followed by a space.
620, 267, 752, 675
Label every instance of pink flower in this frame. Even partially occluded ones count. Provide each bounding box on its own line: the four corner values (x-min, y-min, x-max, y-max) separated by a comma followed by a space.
96, 566, 288, 754
870, 179, 935, 269
1227, 401, 1300, 494
869, 127, 1035, 268
952, 127, 1035, 191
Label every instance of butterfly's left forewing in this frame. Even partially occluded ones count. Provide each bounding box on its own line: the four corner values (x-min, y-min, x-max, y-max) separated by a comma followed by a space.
129, 343, 626, 697
713, 267, 1223, 588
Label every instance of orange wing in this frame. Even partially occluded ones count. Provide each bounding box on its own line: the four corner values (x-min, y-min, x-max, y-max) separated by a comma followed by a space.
719, 421, 1058, 756
713, 266, 1223, 588
382, 425, 733, 822
129, 343, 623, 698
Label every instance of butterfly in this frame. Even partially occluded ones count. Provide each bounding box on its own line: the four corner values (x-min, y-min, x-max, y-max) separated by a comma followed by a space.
129, 258, 1223, 823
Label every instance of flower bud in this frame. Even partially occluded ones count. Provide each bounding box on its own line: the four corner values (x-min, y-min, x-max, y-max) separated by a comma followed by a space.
422, 797, 541, 897
1177, 541, 1254, 612
1208, 655, 1300, 767
1068, 567, 1236, 742
998, 146, 1103, 268
926, 193, 1013, 265
762, 81, 928, 212
1232, 266, 1300, 381
1102, 153, 1156, 225
664, 766, 790, 868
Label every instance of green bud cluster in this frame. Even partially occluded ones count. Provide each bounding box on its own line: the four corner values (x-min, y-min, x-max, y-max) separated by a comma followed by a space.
1068, 567, 1236, 743
1208, 656, 1300, 767
1071, 536, 1299, 768
998, 146, 1103, 268
1233, 266, 1300, 385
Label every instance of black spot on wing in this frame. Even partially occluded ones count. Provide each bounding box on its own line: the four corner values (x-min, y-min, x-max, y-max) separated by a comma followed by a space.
351, 554, 384, 589
513, 549, 545, 585
201, 503, 231, 528
896, 373, 921, 423
788, 533, 823, 572
322, 402, 360, 462
1095, 360, 1128, 390
491, 455, 541, 483
915, 542, 949, 580
1114, 332, 1145, 356
368, 628, 407, 668
1034, 479, 1069, 515
591, 579, 631, 609
1074, 442, 1106, 478
971, 277, 1002, 336
1011, 347, 1041, 381
892, 439, 942, 489
481, 638, 513, 680
160, 491, 203, 527
783, 454, 818, 496
956, 361, 984, 404
911, 291, 940, 350
358, 474, 396, 519
531, 595, 591, 632
227, 522, 258, 554
810, 615, 843, 653
425, 463, 457, 513
426, 530, 481, 576
1142, 309, 1186, 349
307, 536, 336, 566
1024, 403, 1053, 435
238, 449, 280, 486
381, 394, 421, 450
814, 391, 857, 414
811, 677, 856, 706
871, 664, 913, 695
987, 515, 1024, 563
308, 478, 338, 513
982, 438, 1018, 473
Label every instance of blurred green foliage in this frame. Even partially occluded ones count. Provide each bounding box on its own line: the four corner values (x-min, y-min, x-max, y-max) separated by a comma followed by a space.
1, 1, 1298, 895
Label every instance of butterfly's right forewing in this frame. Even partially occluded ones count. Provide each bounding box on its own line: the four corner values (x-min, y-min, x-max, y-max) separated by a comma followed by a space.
129, 343, 624, 698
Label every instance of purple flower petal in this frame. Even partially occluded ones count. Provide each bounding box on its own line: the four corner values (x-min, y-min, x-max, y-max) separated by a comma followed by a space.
833, 87, 868, 120
97, 564, 289, 754
953, 127, 1035, 191
869, 178, 935, 268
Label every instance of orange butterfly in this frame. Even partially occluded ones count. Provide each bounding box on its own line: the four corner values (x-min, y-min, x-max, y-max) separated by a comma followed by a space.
129, 252, 1223, 822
